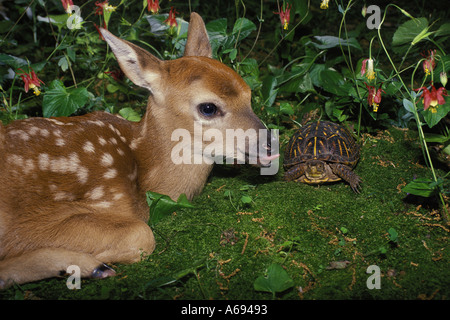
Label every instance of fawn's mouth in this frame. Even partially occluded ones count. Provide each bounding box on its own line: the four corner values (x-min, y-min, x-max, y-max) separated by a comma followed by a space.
256, 153, 280, 167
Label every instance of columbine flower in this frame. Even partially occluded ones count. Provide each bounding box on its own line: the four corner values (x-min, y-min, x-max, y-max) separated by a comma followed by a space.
164, 7, 178, 29
365, 83, 384, 112
320, 0, 330, 9
95, 0, 116, 15
17, 68, 44, 96
61, 0, 74, 14
361, 58, 376, 81
147, 0, 160, 14
415, 85, 448, 113
274, 3, 291, 30
105, 69, 124, 81
422, 49, 436, 76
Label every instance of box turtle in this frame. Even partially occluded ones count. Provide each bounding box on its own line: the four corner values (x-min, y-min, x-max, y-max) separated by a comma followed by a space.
283, 120, 362, 192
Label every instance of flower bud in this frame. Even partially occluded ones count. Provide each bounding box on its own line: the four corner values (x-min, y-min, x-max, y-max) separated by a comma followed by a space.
440, 72, 448, 87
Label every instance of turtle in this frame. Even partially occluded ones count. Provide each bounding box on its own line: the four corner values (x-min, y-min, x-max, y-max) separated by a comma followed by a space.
283, 120, 362, 192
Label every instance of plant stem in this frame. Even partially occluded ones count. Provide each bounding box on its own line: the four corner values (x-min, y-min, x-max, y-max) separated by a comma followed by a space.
377, 5, 448, 220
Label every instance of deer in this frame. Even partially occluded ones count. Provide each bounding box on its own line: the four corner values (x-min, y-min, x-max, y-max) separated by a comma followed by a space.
0, 12, 279, 289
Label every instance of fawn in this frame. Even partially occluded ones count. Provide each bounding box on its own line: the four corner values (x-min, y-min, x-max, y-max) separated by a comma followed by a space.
0, 13, 278, 289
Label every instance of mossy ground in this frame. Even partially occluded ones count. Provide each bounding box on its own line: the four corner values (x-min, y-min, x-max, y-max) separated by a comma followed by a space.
1, 127, 448, 300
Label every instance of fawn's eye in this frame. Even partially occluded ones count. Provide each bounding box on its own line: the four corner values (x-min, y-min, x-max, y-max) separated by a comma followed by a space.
198, 103, 219, 117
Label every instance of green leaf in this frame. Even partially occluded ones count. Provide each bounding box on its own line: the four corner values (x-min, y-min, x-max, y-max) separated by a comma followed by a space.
146, 191, 195, 227
240, 195, 253, 204
402, 99, 416, 113
0, 53, 27, 69
279, 102, 294, 115
119, 107, 141, 122
392, 18, 429, 46
254, 264, 294, 296
402, 179, 437, 197
232, 18, 256, 41
421, 99, 450, 128
261, 76, 278, 107
206, 18, 228, 36
388, 227, 398, 242
319, 69, 351, 96
42, 80, 89, 117
58, 56, 69, 72
435, 22, 450, 37
424, 133, 450, 144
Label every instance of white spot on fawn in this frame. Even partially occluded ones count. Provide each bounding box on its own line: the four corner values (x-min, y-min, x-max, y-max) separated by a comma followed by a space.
54, 192, 76, 201
55, 138, 66, 146
116, 148, 125, 156
100, 153, 114, 167
103, 168, 118, 179
9, 129, 30, 141
23, 159, 35, 175
83, 141, 95, 153
38, 153, 50, 171
85, 186, 105, 200
98, 137, 107, 146
92, 201, 112, 209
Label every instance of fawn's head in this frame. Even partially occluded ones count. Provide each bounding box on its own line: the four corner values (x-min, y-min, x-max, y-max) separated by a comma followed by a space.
101, 13, 279, 168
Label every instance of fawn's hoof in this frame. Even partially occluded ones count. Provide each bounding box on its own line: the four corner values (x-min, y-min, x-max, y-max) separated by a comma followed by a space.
91, 264, 116, 279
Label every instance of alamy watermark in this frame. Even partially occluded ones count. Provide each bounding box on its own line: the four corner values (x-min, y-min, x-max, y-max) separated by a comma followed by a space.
66, 5, 83, 30
365, 5, 381, 30
366, 265, 381, 289
66, 265, 81, 290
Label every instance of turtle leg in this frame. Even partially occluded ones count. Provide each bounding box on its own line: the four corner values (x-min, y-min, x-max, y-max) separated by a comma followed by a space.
283, 165, 306, 181
329, 163, 362, 193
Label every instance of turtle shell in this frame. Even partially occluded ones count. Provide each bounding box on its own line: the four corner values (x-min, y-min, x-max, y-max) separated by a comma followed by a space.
283, 121, 360, 168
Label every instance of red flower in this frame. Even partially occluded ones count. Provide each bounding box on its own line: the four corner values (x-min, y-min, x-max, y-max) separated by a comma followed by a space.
422, 49, 436, 76
94, 21, 107, 40
95, 0, 107, 15
61, 0, 74, 14
164, 7, 178, 28
365, 83, 384, 112
274, 3, 291, 30
95, 0, 115, 15
17, 68, 45, 96
105, 69, 124, 81
415, 85, 448, 113
361, 58, 375, 80
147, 0, 160, 14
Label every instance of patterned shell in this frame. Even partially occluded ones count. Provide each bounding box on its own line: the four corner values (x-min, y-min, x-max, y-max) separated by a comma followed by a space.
284, 121, 360, 167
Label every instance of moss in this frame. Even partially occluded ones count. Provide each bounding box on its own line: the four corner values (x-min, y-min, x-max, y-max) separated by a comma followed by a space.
1, 127, 448, 300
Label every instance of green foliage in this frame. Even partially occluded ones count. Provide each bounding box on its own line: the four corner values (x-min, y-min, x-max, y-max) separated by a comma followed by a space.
42, 80, 90, 117
146, 191, 195, 227
253, 263, 294, 298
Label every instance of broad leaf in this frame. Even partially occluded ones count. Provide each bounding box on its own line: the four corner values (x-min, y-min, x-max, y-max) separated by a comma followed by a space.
146, 191, 195, 226
42, 80, 89, 117
254, 264, 294, 296
392, 18, 429, 46
119, 107, 141, 122
402, 179, 437, 197
232, 18, 256, 42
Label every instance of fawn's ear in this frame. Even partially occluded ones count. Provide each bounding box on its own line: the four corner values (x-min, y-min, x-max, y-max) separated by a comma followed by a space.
184, 12, 212, 58
100, 28, 163, 96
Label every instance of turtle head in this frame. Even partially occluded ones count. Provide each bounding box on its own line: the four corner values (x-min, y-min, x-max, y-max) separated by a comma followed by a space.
305, 160, 327, 181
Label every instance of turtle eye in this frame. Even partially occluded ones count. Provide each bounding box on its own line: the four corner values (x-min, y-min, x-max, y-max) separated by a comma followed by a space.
198, 103, 218, 118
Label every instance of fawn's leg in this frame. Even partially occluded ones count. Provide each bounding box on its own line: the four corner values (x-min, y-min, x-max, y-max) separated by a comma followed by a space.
0, 205, 155, 289
0, 248, 115, 289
